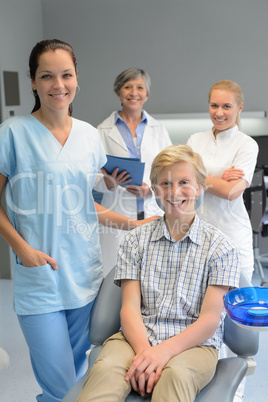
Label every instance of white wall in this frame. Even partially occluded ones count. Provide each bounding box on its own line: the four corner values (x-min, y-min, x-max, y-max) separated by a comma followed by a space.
41, 0, 268, 135
0, 0, 43, 122
0, 0, 43, 278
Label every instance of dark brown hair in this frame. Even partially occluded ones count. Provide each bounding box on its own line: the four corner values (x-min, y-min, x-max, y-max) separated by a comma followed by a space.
29, 39, 78, 115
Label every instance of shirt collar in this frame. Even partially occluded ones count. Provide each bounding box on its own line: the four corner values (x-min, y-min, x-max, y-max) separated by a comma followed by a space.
211, 124, 239, 141
115, 110, 148, 124
151, 215, 203, 245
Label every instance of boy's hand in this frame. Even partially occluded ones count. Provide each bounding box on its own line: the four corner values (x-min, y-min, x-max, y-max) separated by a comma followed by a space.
129, 370, 157, 397
125, 342, 173, 396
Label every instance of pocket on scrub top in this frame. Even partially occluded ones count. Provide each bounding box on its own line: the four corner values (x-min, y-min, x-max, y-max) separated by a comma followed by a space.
14, 263, 59, 305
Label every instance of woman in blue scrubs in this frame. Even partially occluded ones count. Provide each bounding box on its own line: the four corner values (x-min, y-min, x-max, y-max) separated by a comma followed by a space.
0, 39, 154, 402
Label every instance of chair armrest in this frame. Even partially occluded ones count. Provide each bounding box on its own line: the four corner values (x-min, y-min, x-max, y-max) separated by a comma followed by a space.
87, 345, 103, 370
89, 266, 122, 345
195, 357, 248, 402
62, 372, 87, 402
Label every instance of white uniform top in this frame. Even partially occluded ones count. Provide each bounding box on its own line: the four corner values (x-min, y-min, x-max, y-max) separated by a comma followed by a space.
94, 110, 172, 274
187, 125, 258, 277
0, 115, 106, 315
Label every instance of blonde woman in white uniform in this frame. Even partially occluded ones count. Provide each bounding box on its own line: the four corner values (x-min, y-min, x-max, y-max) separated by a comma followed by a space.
187, 80, 259, 402
187, 80, 258, 282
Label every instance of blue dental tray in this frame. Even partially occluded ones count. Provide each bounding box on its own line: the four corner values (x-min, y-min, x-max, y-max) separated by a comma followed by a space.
223, 287, 268, 331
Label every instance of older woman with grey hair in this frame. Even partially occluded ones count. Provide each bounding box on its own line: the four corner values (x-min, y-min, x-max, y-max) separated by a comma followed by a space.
94, 68, 171, 274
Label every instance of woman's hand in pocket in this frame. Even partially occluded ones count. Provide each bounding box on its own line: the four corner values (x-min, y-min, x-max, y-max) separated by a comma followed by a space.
19, 246, 58, 270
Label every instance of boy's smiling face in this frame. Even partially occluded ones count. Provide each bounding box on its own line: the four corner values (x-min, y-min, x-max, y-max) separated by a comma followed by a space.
154, 162, 202, 225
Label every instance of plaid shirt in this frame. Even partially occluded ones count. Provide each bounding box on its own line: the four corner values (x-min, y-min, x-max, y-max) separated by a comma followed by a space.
115, 215, 240, 350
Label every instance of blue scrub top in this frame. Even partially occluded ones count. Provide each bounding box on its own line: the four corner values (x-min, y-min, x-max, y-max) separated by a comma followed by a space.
0, 115, 107, 315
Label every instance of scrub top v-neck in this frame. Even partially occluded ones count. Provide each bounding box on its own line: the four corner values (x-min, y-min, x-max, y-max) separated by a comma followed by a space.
0, 114, 107, 315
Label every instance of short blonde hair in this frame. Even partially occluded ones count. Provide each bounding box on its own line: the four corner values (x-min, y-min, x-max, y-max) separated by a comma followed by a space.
208, 80, 244, 129
150, 144, 207, 188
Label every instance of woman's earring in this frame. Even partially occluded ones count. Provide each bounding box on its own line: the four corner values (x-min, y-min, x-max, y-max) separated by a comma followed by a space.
32, 89, 38, 97
76, 85, 80, 94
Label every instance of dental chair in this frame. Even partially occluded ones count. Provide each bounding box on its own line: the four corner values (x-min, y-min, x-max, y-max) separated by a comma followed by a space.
243, 168, 268, 286
62, 268, 259, 402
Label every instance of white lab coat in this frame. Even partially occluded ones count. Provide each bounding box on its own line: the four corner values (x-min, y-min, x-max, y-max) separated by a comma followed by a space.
187, 125, 259, 280
94, 110, 172, 274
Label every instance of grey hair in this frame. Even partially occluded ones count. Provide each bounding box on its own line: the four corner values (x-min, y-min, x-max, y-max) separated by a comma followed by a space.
113, 68, 151, 94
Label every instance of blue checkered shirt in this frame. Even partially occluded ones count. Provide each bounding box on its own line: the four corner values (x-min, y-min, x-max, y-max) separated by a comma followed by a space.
115, 215, 240, 350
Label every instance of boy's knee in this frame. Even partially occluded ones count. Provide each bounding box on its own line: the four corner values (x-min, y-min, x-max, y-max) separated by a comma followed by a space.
163, 364, 189, 383
93, 355, 115, 373
152, 366, 196, 402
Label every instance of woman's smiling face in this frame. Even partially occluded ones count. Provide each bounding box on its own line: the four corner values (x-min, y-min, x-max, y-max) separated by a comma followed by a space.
116, 77, 149, 112
209, 89, 243, 136
31, 49, 77, 113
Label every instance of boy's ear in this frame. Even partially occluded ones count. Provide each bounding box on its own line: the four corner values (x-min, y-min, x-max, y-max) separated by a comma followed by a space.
196, 184, 203, 197
152, 184, 165, 211
195, 186, 204, 210
151, 184, 157, 195
155, 196, 165, 211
